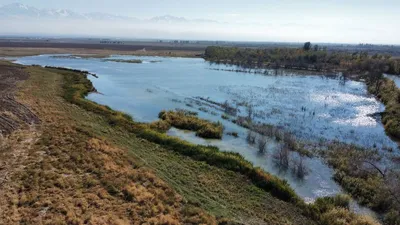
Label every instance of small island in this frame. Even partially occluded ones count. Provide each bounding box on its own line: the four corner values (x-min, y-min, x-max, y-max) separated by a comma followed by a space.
102, 59, 143, 63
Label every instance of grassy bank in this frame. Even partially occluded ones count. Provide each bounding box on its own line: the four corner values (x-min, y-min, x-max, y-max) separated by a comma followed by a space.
159, 110, 224, 139
367, 77, 400, 140
30, 64, 314, 224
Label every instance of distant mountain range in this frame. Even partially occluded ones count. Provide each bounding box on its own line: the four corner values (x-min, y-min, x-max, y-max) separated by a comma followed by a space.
0, 3, 218, 23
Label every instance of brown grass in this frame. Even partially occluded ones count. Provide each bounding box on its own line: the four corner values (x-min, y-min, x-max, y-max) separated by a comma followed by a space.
0, 63, 217, 224
159, 110, 224, 139
0, 47, 202, 58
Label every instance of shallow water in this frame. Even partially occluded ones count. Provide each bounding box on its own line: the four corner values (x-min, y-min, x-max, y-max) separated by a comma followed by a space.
16, 55, 396, 149
16, 54, 390, 216
385, 74, 400, 89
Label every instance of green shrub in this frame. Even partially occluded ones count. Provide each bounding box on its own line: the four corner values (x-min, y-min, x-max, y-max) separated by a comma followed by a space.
313, 194, 350, 214
159, 110, 223, 139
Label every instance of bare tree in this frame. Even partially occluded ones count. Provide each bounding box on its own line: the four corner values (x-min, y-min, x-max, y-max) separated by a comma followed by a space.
257, 135, 267, 154
246, 130, 256, 145
283, 132, 297, 150
362, 160, 387, 178
273, 144, 290, 169
292, 155, 308, 179
222, 100, 237, 116
275, 130, 283, 142
247, 104, 253, 121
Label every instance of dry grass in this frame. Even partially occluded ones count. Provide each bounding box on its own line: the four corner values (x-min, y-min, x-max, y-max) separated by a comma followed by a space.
321, 208, 380, 225
0, 47, 202, 58
0, 63, 217, 224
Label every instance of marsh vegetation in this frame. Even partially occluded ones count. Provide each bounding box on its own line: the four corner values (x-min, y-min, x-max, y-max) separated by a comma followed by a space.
158, 110, 224, 139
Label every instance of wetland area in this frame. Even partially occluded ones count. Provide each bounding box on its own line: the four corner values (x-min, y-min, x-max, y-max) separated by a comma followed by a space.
14, 54, 400, 219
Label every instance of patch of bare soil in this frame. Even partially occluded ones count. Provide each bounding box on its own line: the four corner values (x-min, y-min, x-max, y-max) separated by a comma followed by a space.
0, 63, 39, 135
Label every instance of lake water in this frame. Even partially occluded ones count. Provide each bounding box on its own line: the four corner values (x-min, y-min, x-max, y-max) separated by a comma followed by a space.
16, 54, 392, 216
385, 74, 400, 89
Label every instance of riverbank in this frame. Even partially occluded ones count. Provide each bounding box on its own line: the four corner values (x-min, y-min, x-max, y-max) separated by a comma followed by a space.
0, 61, 380, 224
0, 47, 202, 58
367, 77, 400, 141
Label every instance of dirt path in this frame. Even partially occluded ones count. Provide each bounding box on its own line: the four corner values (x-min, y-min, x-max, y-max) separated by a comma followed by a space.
0, 62, 39, 135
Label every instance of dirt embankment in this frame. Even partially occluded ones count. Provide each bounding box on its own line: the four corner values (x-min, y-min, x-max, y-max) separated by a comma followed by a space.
0, 63, 39, 135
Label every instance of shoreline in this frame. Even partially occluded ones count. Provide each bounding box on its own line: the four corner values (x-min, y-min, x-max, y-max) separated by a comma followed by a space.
0, 60, 384, 224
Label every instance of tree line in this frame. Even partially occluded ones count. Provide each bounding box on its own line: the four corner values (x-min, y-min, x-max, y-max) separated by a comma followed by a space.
204, 43, 400, 76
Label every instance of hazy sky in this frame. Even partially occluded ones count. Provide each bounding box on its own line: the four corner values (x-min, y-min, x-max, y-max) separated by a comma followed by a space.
1, 0, 399, 44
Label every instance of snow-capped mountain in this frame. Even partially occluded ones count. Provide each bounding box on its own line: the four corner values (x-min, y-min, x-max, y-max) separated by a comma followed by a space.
0, 3, 216, 23
85, 12, 136, 21
150, 15, 188, 23
0, 3, 132, 20
0, 3, 41, 18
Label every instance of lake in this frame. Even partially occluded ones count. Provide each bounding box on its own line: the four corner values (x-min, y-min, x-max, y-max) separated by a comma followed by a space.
16, 54, 394, 216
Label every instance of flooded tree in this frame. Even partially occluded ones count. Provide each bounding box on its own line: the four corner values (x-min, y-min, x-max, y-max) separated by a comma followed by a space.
247, 104, 253, 121
283, 132, 297, 150
273, 144, 290, 169
262, 125, 275, 138
257, 135, 267, 154
222, 100, 238, 116
246, 130, 256, 145
291, 155, 308, 179
275, 130, 283, 142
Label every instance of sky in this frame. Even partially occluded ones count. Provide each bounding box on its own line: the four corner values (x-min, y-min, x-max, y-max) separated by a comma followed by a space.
0, 0, 399, 44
